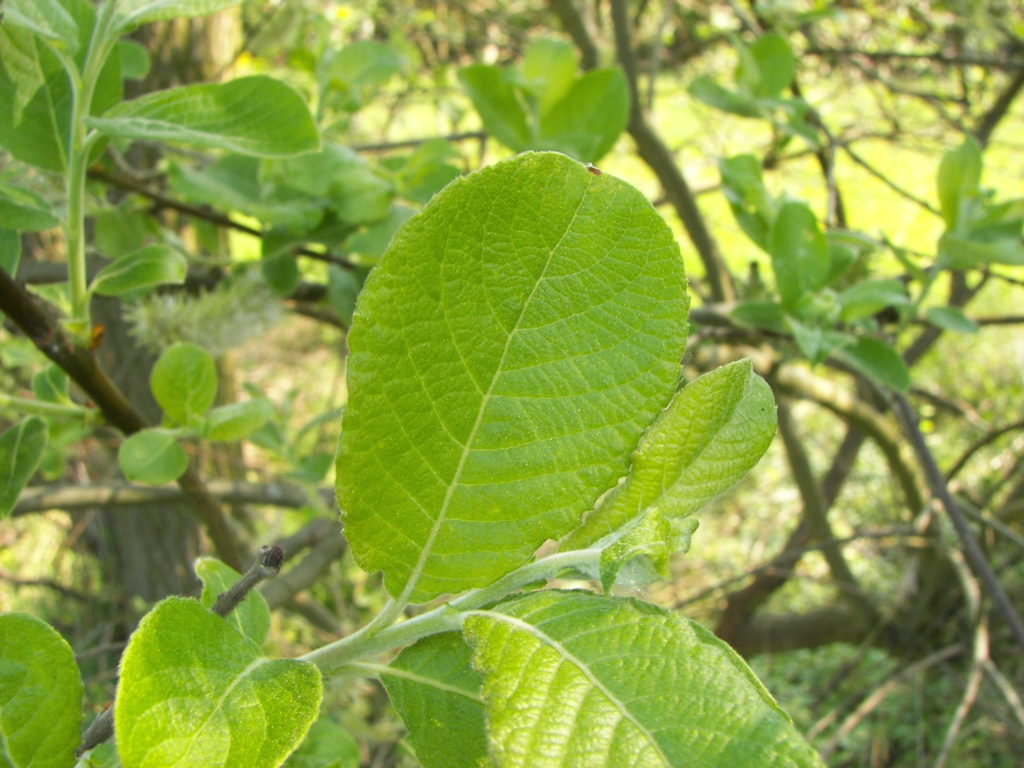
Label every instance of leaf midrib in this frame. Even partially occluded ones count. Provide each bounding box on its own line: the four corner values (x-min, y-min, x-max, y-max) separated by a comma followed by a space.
395, 176, 594, 602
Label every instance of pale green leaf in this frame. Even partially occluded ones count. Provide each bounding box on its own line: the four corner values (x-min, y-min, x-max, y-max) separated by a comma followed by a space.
0, 26, 48, 124
0, 183, 59, 231
688, 75, 762, 118
2, 0, 79, 51
337, 152, 689, 603
458, 65, 532, 150
0, 613, 83, 768
837, 278, 910, 322
196, 557, 271, 645
564, 359, 775, 550
521, 39, 578, 115
381, 633, 488, 768
115, 597, 322, 768
90, 244, 187, 296
118, 39, 151, 80
205, 399, 274, 442
0, 417, 48, 518
598, 514, 698, 591
463, 591, 825, 768
937, 137, 982, 230
89, 76, 319, 158
117, 429, 188, 484
282, 719, 359, 768
150, 342, 218, 425
115, 0, 240, 29
838, 336, 910, 392
750, 33, 795, 98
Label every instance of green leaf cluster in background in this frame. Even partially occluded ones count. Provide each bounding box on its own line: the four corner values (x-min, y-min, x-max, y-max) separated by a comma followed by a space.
337, 151, 690, 602
459, 39, 629, 162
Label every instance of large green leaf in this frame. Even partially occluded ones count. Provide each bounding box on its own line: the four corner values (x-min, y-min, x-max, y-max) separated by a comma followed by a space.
381, 633, 488, 768
0, 417, 48, 518
89, 244, 187, 296
521, 39, 577, 115
0, 613, 83, 768
0, 0, 123, 172
115, 597, 322, 768
463, 591, 825, 768
89, 76, 319, 158
2, 0, 79, 52
563, 359, 776, 551
114, 0, 240, 29
196, 557, 271, 646
337, 152, 689, 602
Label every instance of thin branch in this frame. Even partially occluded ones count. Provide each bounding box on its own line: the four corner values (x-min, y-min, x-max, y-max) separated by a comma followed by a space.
891, 392, 1024, 651
946, 419, 1024, 481
841, 143, 941, 216
803, 46, 1024, 70
350, 130, 486, 153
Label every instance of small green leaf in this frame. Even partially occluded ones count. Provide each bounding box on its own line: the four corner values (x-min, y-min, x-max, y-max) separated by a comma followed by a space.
837, 278, 909, 322
689, 75, 763, 118
283, 718, 360, 768
521, 38, 578, 115
925, 306, 979, 334
381, 632, 487, 768
564, 360, 776, 550
750, 33, 796, 98
785, 316, 851, 365
937, 137, 982, 229
0, 613, 83, 768
32, 365, 70, 404
938, 230, 1024, 268
150, 342, 218, 425
261, 241, 300, 297
205, 399, 274, 442
196, 557, 271, 645
115, 597, 322, 768
118, 429, 188, 484
337, 152, 689, 602
324, 40, 407, 110
0, 417, 47, 518
89, 76, 320, 158
117, 38, 151, 80
0, 26, 48, 124
0, 182, 59, 231
463, 591, 826, 768
731, 300, 787, 332
770, 202, 830, 308
2, 0, 79, 51
599, 514, 698, 591
326, 265, 366, 324
90, 244, 187, 296
115, 0, 240, 29
838, 336, 911, 392
0, 229, 21, 275
719, 154, 774, 250
458, 65, 532, 150
345, 205, 414, 260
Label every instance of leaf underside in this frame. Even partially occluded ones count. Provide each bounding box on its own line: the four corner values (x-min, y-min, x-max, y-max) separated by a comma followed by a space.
337, 151, 689, 602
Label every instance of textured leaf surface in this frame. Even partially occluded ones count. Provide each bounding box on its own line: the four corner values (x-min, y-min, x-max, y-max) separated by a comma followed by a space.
115, 0, 240, 28
89, 76, 318, 158
0, 612, 83, 768
118, 429, 188, 484
337, 152, 689, 602
2, 0, 79, 51
564, 359, 776, 550
463, 591, 825, 768
0, 418, 47, 518
115, 597, 321, 768
196, 557, 271, 646
381, 632, 488, 768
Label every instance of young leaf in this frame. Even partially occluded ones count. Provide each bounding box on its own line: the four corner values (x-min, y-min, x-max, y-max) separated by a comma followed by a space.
89, 244, 187, 296
115, 597, 322, 768
563, 359, 776, 550
2, 0, 79, 52
32, 364, 70, 404
89, 76, 320, 158
688, 75, 762, 118
837, 278, 909, 322
521, 39, 578, 115
0, 417, 48, 518
114, 0, 240, 29
196, 556, 271, 645
838, 336, 911, 392
205, 398, 275, 442
538, 67, 629, 162
458, 65, 532, 150
150, 342, 218, 425
337, 152, 689, 603
770, 202, 830, 308
750, 33, 796, 98
0, 182, 59, 232
463, 591, 826, 768
925, 306, 979, 334
118, 428, 188, 484
598, 513, 699, 591
937, 137, 982, 230
381, 632, 487, 768
0, 613, 83, 768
